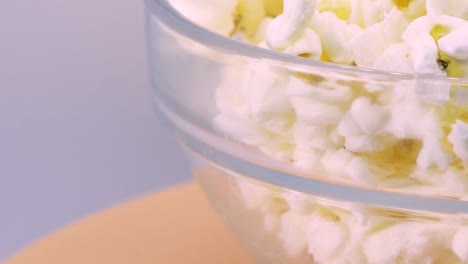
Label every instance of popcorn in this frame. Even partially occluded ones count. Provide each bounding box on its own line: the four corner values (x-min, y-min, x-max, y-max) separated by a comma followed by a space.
254, 18, 274, 44
237, 178, 288, 231
213, 1, 468, 196
386, 83, 427, 139
443, 167, 468, 196
364, 223, 457, 263
291, 97, 344, 125
316, 0, 352, 20
438, 28, 468, 60
403, 30, 442, 75
452, 227, 468, 261
293, 121, 333, 150
283, 29, 323, 59
416, 113, 451, 170
350, 7, 409, 68
382, 7, 409, 43
349, 97, 390, 134
448, 120, 468, 163
266, 0, 317, 50
393, 0, 426, 21
279, 210, 311, 257
306, 213, 349, 262
349, 20, 388, 68
345, 135, 386, 153
169, 0, 468, 262
347, 156, 392, 185
169, 0, 238, 35
414, 79, 452, 104
311, 11, 362, 64
285, 77, 352, 102
373, 42, 413, 72
235, 0, 266, 41
348, 0, 393, 28
426, 0, 468, 20
321, 148, 355, 178
337, 112, 363, 137
214, 114, 268, 145
402, 15, 468, 75
245, 70, 293, 135
282, 191, 316, 215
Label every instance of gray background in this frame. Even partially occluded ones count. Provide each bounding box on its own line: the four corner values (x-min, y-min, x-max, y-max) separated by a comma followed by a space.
0, 0, 191, 260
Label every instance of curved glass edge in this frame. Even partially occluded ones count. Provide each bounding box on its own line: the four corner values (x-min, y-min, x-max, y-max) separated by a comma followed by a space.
145, 0, 468, 83
155, 97, 468, 214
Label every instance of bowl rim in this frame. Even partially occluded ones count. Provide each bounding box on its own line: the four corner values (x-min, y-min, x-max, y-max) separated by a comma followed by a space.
147, 0, 468, 83
146, 0, 468, 214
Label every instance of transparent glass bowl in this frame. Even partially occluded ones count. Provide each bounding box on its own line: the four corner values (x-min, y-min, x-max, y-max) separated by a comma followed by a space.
145, 1, 468, 263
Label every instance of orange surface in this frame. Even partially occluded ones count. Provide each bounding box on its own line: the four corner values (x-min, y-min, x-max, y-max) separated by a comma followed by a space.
7, 183, 254, 264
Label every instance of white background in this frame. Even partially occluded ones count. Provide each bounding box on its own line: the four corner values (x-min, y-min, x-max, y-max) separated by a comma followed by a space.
0, 0, 190, 259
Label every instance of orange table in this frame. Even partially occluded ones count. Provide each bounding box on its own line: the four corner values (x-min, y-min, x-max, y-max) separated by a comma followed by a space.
7, 183, 254, 264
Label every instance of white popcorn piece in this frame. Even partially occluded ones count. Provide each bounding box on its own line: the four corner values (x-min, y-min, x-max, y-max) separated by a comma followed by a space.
410, 167, 446, 188
349, 21, 387, 68
448, 120, 468, 163
329, 128, 345, 146
350, 97, 390, 134
293, 121, 333, 150
291, 97, 344, 125
215, 83, 250, 117
286, 77, 352, 102
284, 76, 315, 96
347, 157, 392, 185
237, 177, 275, 210
237, 178, 287, 232
395, 0, 426, 20
311, 11, 362, 64
414, 79, 452, 104
345, 135, 385, 153
452, 227, 468, 261
350, 7, 410, 70
348, 0, 393, 29
403, 33, 442, 75
266, 0, 317, 50
245, 70, 293, 135
416, 152, 449, 176
337, 112, 362, 137
214, 114, 268, 145
283, 191, 316, 215
259, 144, 295, 162
169, 0, 238, 36
254, 18, 274, 44
402, 15, 467, 75
443, 167, 468, 196
321, 148, 355, 178
417, 114, 452, 170
426, 0, 468, 20
306, 214, 349, 263
416, 77, 452, 104
373, 43, 414, 73
364, 223, 457, 264
293, 145, 323, 171
246, 71, 291, 118
386, 82, 430, 138
279, 210, 310, 257
382, 7, 410, 43
438, 28, 468, 61
284, 29, 323, 59
348, 204, 370, 226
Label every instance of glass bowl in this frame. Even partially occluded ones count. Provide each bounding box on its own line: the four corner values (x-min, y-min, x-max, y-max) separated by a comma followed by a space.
144, 1, 468, 263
